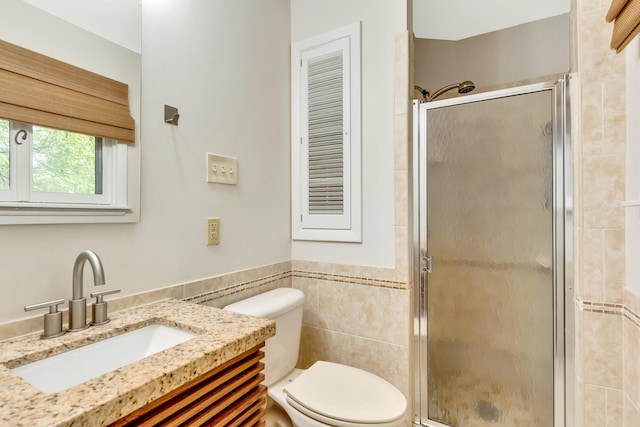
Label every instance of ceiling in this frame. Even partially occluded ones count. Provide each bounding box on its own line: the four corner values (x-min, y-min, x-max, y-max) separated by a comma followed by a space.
413, 0, 571, 40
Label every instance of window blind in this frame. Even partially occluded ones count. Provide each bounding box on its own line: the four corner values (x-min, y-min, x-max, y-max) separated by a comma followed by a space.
307, 51, 344, 215
0, 39, 135, 142
606, 0, 640, 53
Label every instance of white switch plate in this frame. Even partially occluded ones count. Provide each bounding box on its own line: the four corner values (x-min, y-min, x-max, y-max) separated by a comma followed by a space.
206, 153, 238, 185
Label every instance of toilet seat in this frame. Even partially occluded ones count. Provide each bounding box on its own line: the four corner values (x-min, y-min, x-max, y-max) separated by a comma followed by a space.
284, 361, 407, 427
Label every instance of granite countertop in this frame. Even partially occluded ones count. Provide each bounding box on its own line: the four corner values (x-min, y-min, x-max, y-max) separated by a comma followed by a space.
0, 299, 275, 427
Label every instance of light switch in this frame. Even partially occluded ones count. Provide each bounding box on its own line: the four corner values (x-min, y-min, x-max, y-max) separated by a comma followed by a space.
206, 153, 238, 185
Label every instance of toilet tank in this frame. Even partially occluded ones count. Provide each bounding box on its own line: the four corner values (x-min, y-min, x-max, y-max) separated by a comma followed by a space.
223, 288, 305, 386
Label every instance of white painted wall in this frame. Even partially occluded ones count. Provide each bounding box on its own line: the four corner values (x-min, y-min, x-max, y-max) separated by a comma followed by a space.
291, 0, 408, 267
626, 37, 640, 293
21, 0, 141, 53
0, 0, 291, 323
413, 0, 570, 40
415, 14, 571, 92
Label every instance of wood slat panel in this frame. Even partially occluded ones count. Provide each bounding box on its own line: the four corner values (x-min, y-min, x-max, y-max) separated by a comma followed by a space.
109, 343, 266, 427
141, 367, 264, 426
217, 386, 267, 427
162, 372, 265, 426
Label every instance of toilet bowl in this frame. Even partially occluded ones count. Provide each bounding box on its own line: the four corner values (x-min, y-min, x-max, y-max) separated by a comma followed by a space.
224, 288, 407, 427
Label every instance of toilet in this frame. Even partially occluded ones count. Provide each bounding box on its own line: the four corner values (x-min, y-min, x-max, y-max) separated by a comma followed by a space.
224, 288, 407, 427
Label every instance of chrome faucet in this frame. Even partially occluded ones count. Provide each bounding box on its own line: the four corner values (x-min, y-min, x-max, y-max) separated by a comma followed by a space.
68, 250, 106, 331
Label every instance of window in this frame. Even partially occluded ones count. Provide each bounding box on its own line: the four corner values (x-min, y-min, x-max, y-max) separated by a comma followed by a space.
0, 120, 126, 207
291, 22, 362, 242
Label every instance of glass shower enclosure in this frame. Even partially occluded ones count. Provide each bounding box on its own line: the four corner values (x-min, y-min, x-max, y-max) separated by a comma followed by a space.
412, 78, 573, 427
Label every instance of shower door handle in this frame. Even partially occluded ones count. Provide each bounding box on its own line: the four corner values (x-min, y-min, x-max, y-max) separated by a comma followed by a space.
422, 256, 434, 273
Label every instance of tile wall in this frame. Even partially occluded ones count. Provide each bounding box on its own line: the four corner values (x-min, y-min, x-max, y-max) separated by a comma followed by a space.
575, 0, 640, 425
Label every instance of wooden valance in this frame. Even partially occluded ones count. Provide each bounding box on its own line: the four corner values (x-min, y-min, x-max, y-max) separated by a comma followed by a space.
607, 0, 640, 53
0, 39, 135, 143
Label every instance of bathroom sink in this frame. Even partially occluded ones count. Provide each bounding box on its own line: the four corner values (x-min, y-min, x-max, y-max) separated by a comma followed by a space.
11, 324, 197, 393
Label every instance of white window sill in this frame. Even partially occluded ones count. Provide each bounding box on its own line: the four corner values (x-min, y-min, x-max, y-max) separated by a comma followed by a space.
0, 203, 133, 224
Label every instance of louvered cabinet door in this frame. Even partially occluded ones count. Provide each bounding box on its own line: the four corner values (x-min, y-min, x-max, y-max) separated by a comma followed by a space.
110, 344, 267, 427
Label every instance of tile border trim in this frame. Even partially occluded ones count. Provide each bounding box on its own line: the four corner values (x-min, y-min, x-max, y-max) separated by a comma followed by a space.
579, 299, 640, 328
184, 270, 292, 305
292, 269, 409, 290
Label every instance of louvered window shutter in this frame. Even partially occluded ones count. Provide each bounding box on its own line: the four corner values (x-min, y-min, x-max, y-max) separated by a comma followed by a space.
291, 22, 361, 242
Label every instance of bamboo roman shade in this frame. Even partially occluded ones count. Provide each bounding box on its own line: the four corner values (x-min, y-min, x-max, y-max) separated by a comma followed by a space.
0, 39, 135, 142
607, 0, 640, 53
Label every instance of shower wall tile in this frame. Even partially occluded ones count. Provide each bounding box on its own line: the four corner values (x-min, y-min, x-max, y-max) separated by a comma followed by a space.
394, 225, 410, 283
582, 155, 625, 230
580, 81, 603, 155
394, 31, 410, 116
580, 0, 604, 13
394, 112, 410, 173
604, 229, 625, 304
583, 382, 624, 427
623, 315, 640, 410
624, 394, 640, 427
576, 376, 585, 427
626, 288, 640, 318
607, 388, 624, 427
603, 78, 626, 155
582, 229, 605, 301
584, 384, 606, 427
576, 304, 585, 381
395, 171, 409, 228
578, 9, 625, 82
582, 310, 623, 388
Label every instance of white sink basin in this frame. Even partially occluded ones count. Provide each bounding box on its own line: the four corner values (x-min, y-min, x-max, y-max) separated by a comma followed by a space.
11, 324, 197, 394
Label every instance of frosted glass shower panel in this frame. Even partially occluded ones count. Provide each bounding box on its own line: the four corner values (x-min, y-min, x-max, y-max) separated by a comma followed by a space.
425, 90, 554, 427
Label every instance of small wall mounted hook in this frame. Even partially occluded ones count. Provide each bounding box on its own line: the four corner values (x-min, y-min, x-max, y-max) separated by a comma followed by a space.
164, 104, 180, 126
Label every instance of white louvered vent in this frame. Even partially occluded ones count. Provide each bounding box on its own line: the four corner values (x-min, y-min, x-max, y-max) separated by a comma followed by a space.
307, 51, 344, 215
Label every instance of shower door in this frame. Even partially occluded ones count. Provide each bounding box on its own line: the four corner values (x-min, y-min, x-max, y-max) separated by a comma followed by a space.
413, 78, 572, 427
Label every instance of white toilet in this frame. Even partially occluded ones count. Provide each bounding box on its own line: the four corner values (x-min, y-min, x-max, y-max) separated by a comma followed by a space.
224, 288, 407, 427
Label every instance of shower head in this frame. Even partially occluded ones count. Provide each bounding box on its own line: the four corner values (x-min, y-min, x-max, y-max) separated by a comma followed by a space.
415, 80, 476, 102
457, 80, 476, 94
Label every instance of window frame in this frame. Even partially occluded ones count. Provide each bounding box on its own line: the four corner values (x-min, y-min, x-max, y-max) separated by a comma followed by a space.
291, 21, 362, 242
0, 120, 131, 223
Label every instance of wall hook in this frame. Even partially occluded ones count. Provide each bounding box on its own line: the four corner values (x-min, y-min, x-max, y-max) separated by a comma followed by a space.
164, 104, 180, 126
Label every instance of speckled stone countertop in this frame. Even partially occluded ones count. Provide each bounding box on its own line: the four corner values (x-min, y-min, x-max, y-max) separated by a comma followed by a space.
0, 299, 275, 427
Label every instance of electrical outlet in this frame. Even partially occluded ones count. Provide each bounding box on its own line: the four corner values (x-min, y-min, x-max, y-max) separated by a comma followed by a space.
206, 217, 220, 245
206, 153, 238, 185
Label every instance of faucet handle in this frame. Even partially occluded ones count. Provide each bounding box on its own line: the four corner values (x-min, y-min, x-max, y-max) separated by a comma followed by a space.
24, 299, 66, 339
90, 289, 120, 325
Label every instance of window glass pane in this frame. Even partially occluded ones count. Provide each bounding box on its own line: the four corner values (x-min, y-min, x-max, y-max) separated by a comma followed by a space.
32, 127, 101, 194
0, 120, 9, 191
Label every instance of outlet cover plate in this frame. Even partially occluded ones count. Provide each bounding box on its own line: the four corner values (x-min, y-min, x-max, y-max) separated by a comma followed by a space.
206, 153, 238, 185
207, 217, 220, 245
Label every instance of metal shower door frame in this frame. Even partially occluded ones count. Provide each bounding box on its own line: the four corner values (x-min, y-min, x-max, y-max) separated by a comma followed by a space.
411, 76, 574, 427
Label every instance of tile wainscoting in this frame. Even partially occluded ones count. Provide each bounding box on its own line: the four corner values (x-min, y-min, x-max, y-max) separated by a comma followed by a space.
0, 259, 412, 401
577, 289, 640, 426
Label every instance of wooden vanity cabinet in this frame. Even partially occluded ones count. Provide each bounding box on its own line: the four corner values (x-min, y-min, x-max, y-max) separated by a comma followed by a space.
109, 343, 267, 427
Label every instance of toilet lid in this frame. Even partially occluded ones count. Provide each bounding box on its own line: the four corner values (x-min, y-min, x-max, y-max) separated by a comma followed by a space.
284, 361, 407, 425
